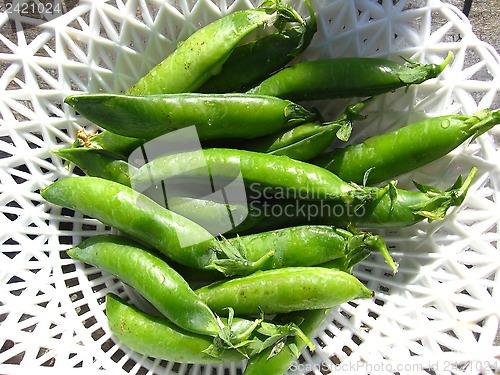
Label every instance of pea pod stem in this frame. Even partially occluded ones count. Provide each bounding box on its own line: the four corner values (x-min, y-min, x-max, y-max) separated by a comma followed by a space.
411, 166, 477, 221
73, 129, 144, 160
312, 109, 500, 184
241, 167, 477, 231
247, 52, 453, 101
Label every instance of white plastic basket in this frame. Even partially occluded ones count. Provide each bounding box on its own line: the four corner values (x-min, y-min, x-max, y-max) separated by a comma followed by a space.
1, 0, 500, 374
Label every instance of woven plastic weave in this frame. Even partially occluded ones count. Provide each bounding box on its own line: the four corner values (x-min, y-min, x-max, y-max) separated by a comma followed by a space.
1, 0, 499, 374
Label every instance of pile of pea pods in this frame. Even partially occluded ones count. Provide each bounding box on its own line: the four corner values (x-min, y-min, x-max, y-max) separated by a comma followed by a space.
41, 0, 500, 373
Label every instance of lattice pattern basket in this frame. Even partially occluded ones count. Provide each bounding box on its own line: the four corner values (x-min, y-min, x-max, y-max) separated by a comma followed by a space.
1, 0, 500, 374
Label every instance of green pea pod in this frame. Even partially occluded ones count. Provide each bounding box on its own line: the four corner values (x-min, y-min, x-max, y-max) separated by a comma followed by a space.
127, 0, 304, 95
106, 294, 244, 364
41, 176, 225, 270
131, 148, 374, 204
216, 225, 397, 275
242, 122, 342, 160
64, 93, 317, 141
312, 109, 500, 185
106, 294, 313, 363
247, 52, 453, 101
53, 148, 135, 187
197, 0, 317, 93
68, 235, 221, 337
243, 167, 477, 231
174, 226, 377, 286
239, 100, 370, 160
196, 267, 374, 315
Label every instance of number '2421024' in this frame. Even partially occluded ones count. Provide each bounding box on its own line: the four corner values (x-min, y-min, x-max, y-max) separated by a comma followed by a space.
4, 1, 62, 18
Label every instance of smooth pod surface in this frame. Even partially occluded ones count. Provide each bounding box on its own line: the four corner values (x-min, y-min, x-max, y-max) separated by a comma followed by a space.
41, 176, 218, 269
195, 267, 374, 315
69, 235, 220, 336
106, 294, 245, 364
312, 109, 500, 184
247, 54, 452, 101
64, 93, 317, 141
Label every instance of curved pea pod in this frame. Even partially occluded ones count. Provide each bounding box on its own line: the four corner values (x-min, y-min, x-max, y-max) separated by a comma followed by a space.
239, 100, 370, 161
312, 109, 500, 185
127, 1, 304, 95
245, 167, 477, 230
64, 93, 317, 141
52, 147, 135, 187
195, 267, 374, 316
68, 235, 221, 337
131, 148, 374, 204
106, 294, 244, 364
41, 176, 222, 270
247, 52, 453, 101
197, 0, 317, 93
